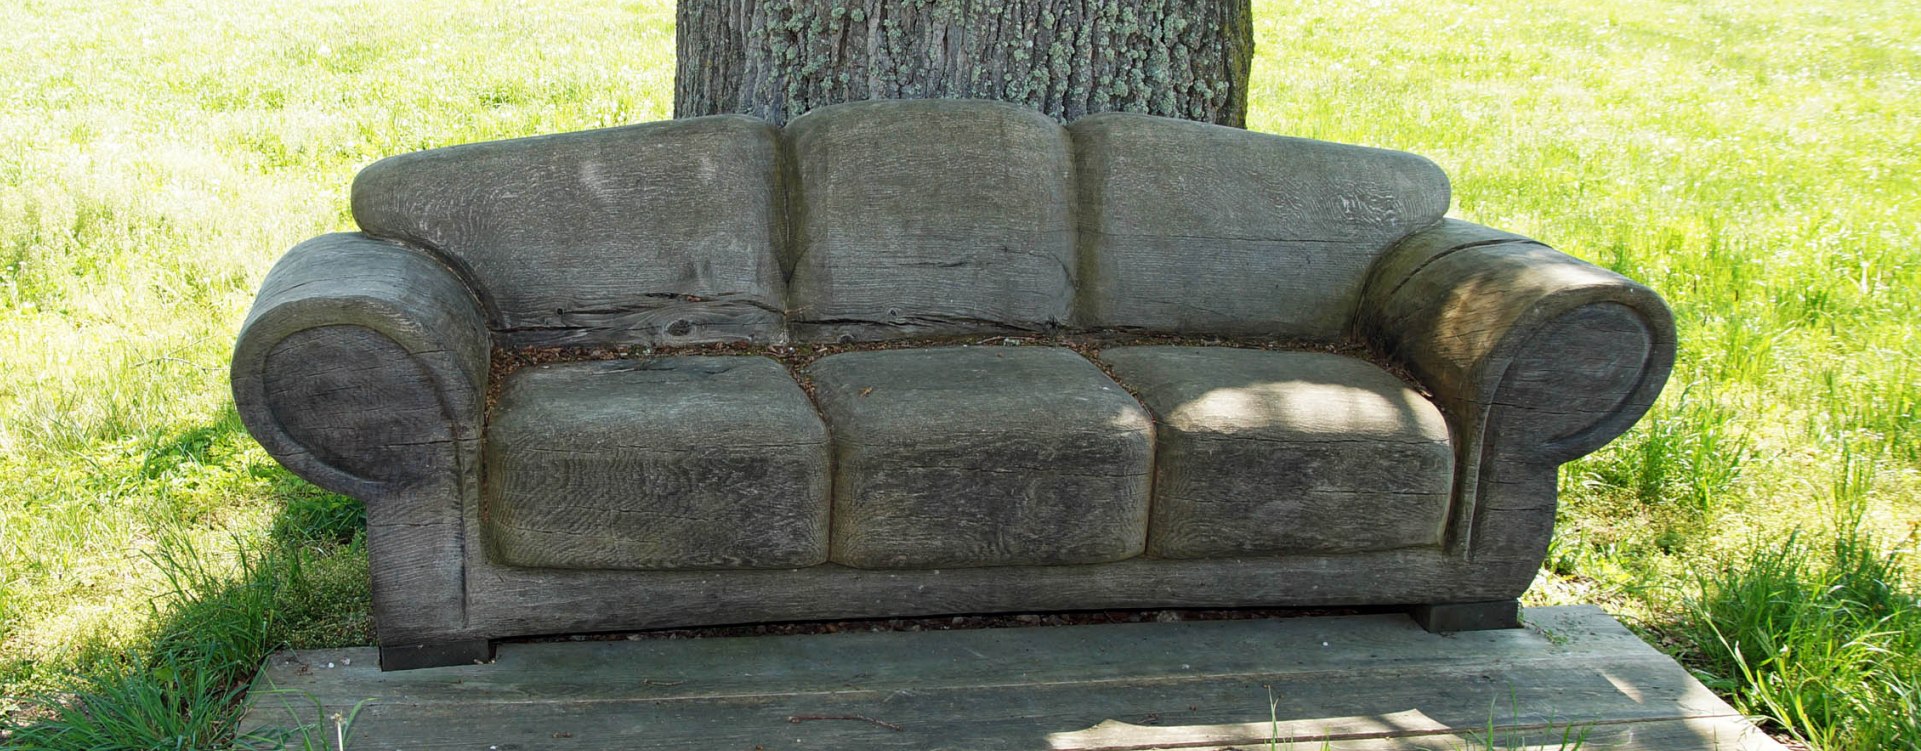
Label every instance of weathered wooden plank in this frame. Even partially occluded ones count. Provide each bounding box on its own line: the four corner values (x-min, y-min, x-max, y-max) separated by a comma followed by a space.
238, 608, 1780, 750
1071, 113, 1450, 338
1354, 218, 1677, 567
1098, 347, 1453, 558
808, 347, 1153, 568
232, 232, 488, 501
1061, 716, 1784, 750
785, 100, 1078, 342
1492, 303, 1658, 459
1355, 219, 1675, 457
485, 357, 831, 571
459, 547, 1540, 639
230, 232, 489, 652
238, 658, 1753, 750
245, 608, 1647, 706
352, 115, 789, 348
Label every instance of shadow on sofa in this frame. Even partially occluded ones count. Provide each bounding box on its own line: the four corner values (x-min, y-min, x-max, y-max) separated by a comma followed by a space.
231, 99, 1673, 669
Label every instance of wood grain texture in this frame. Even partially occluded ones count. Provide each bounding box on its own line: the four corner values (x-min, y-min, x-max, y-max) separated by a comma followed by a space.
237, 111, 1680, 661
229, 233, 491, 489
458, 551, 1541, 640
1099, 347, 1453, 558
808, 346, 1153, 568
1071, 114, 1450, 338
1356, 219, 1674, 447
230, 232, 489, 648
1356, 219, 1676, 562
352, 115, 788, 348
674, 0, 1255, 127
1493, 302, 1662, 462
234, 233, 489, 495
785, 100, 1078, 342
239, 606, 1785, 750
262, 326, 450, 486
260, 326, 475, 652
257, 607, 1662, 706
484, 357, 830, 570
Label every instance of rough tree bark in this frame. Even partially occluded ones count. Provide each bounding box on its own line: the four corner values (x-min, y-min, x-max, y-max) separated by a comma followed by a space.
675, 0, 1255, 126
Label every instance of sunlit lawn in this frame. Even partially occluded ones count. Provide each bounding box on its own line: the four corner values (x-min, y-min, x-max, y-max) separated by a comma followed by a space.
2, 0, 1917, 747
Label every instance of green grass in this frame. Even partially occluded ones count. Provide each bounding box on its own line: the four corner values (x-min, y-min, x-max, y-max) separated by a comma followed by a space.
3, 534, 370, 749
0, 0, 675, 744
1, 0, 1917, 748
1679, 529, 1921, 749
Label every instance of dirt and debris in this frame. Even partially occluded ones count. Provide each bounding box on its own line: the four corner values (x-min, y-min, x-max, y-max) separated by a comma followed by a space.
484, 331, 1418, 415
509, 605, 1389, 645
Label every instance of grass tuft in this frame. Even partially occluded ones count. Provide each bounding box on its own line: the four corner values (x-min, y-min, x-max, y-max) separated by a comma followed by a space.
4, 535, 370, 748
1678, 528, 1921, 749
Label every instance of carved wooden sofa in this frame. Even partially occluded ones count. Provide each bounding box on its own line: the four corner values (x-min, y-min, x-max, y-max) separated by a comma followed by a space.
232, 99, 1675, 670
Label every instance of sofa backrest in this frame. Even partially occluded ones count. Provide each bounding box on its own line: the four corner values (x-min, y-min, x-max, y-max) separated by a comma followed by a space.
350, 100, 1449, 347
352, 116, 788, 348
1070, 114, 1451, 340
784, 100, 1078, 342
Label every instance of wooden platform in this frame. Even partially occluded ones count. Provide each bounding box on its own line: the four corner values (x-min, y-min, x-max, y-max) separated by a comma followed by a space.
236, 606, 1784, 750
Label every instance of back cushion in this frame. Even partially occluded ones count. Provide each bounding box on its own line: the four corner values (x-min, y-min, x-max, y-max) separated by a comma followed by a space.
785, 100, 1076, 342
1070, 114, 1450, 340
352, 115, 786, 348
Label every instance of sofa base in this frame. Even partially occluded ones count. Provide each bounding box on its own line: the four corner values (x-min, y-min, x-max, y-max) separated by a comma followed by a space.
379, 638, 493, 671
369, 604, 1526, 671
1410, 599, 1522, 633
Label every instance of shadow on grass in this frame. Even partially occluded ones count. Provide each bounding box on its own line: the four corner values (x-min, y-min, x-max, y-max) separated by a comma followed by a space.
1, 409, 373, 750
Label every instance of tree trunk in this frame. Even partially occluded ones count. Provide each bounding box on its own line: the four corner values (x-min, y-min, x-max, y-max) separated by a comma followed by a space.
675, 0, 1254, 127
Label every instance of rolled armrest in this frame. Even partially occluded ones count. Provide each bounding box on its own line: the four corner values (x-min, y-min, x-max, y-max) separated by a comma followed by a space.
232, 233, 490, 499
1358, 220, 1675, 463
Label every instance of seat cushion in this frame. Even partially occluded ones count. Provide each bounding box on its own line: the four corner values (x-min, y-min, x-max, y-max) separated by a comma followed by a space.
1098, 346, 1454, 558
485, 357, 830, 570
808, 346, 1153, 569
